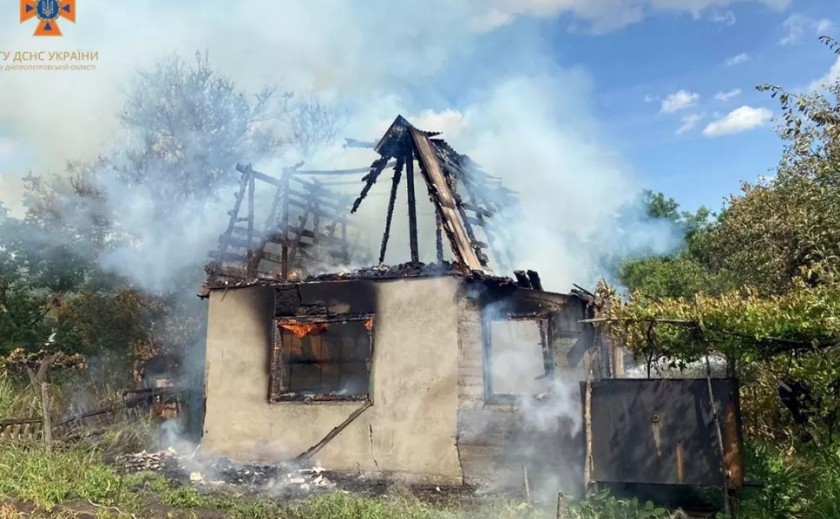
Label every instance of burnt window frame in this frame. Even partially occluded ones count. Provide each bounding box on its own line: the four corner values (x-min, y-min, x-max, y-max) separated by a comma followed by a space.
269, 314, 375, 403
482, 313, 554, 404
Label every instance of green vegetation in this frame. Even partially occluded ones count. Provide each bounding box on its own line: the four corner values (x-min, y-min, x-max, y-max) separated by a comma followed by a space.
607, 36, 840, 517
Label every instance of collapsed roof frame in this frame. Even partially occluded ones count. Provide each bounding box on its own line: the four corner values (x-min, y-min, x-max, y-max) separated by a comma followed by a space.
206, 115, 519, 284
207, 163, 356, 282
352, 115, 517, 274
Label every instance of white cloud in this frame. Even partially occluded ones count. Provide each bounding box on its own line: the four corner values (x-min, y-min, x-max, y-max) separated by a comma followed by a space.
643, 94, 659, 103
714, 88, 742, 101
702, 106, 772, 137
660, 89, 700, 113
725, 52, 749, 66
780, 14, 833, 45
808, 56, 840, 91
474, 0, 790, 33
816, 18, 834, 35
709, 10, 736, 25
676, 114, 703, 135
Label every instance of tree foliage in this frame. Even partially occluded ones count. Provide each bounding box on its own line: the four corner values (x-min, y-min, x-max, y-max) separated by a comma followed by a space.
617, 190, 720, 298
606, 37, 840, 446
2, 51, 347, 375
1, 53, 297, 364
118, 51, 286, 204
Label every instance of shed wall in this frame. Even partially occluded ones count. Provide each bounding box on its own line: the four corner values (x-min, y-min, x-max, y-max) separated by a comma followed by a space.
202, 278, 463, 484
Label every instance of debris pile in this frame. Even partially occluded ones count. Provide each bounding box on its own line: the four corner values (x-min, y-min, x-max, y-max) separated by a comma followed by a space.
201, 459, 336, 492
117, 448, 179, 473
117, 449, 336, 494
307, 261, 462, 281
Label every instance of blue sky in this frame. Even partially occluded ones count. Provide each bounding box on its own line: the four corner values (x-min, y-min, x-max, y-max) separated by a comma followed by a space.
429, 0, 838, 214
578, 2, 837, 213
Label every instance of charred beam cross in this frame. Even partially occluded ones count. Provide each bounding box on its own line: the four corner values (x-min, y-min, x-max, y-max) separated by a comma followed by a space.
208, 163, 353, 284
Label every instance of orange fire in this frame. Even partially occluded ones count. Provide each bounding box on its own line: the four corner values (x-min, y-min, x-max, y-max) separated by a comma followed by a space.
278, 321, 328, 337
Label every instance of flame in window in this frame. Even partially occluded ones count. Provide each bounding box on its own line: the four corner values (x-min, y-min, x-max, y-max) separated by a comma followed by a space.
278, 320, 328, 337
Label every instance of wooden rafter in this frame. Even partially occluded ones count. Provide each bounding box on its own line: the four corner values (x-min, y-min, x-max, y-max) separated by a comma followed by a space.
409, 126, 483, 270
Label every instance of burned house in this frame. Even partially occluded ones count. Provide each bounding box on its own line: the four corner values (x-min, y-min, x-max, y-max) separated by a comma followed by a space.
198, 116, 594, 495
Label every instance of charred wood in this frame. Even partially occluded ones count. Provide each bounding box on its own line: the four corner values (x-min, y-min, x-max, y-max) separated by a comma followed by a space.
379, 158, 404, 264
435, 211, 444, 264
295, 162, 396, 175
514, 271, 533, 289
410, 127, 483, 270
527, 270, 543, 291
405, 148, 420, 264
351, 157, 390, 213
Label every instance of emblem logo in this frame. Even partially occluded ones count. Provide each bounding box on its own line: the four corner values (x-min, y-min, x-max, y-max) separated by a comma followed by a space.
20, 0, 76, 37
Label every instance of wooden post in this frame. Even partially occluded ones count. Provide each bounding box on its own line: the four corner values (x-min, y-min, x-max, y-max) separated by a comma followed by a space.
246, 171, 256, 277
556, 492, 567, 519
405, 147, 420, 264
280, 169, 291, 280
583, 370, 594, 495
705, 353, 731, 517
26, 352, 61, 453
435, 212, 444, 264
40, 382, 52, 453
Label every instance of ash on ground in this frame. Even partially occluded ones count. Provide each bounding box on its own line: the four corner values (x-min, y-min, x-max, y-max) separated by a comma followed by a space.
115, 449, 481, 504
115, 449, 360, 498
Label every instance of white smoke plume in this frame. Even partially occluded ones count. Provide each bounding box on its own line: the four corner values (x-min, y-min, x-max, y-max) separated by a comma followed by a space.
1, 0, 699, 294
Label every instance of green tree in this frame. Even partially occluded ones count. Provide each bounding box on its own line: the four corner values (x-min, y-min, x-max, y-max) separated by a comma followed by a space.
605, 37, 840, 449
616, 190, 720, 298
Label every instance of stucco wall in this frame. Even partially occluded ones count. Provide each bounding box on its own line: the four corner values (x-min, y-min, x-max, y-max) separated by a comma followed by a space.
202, 277, 463, 484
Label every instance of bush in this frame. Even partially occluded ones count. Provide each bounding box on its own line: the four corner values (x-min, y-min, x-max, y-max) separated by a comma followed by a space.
563, 490, 668, 519
739, 442, 840, 519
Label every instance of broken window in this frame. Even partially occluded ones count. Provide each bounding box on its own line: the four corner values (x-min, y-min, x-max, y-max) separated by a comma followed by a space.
484, 316, 552, 401
269, 316, 373, 402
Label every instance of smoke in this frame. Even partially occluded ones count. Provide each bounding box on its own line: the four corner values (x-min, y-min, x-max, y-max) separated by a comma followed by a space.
0, 0, 691, 294
466, 299, 586, 500
411, 74, 683, 289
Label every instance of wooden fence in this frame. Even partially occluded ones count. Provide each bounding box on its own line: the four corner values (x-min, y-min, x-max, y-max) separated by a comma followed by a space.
0, 386, 186, 443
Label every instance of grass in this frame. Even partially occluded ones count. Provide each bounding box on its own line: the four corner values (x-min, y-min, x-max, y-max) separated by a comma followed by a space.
0, 442, 676, 519
14, 439, 839, 519
0, 444, 138, 511
0, 444, 558, 519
